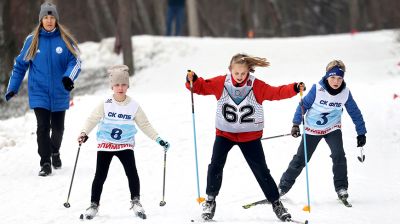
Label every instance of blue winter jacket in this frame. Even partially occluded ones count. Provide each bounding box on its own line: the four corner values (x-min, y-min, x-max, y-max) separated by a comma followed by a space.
5, 28, 81, 112
293, 78, 367, 136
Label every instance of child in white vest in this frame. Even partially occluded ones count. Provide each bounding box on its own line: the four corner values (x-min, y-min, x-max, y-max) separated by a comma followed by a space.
279, 60, 367, 202
77, 65, 170, 220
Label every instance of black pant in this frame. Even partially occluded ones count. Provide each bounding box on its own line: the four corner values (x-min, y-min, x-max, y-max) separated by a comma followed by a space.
206, 136, 280, 202
91, 150, 140, 204
34, 108, 65, 166
279, 129, 348, 192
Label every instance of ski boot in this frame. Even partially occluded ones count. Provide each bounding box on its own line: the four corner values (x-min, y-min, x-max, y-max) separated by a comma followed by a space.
337, 188, 352, 207
201, 198, 216, 221
84, 202, 99, 220
130, 197, 147, 219
279, 188, 287, 197
337, 189, 349, 200
38, 163, 52, 176
51, 153, 62, 169
272, 200, 291, 221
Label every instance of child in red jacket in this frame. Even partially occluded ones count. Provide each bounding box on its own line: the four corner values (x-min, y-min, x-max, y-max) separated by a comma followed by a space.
186, 53, 305, 222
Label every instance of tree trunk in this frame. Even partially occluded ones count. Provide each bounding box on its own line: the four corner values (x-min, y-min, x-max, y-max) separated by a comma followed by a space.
98, 0, 116, 34
117, 0, 134, 75
187, 0, 199, 37
136, 0, 154, 34
87, 0, 106, 39
349, 0, 360, 31
0, 0, 17, 103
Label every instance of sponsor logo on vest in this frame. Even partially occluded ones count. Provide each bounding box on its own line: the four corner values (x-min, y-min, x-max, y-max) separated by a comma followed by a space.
319, 100, 342, 107
107, 112, 132, 120
305, 124, 341, 135
97, 143, 134, 150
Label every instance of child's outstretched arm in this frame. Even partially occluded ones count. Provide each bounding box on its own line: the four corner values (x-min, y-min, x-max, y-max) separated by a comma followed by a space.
78, 101, 104, 144
344, 91, 367, 146
135, 106, 170, 150
185, 70, 225, 99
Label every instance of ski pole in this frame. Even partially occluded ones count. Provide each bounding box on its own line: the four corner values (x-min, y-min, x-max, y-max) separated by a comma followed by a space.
261, 133, 291, 140
159, 149, 167, 206
299, 85, 311, 213
188, 70, 205, 204
64, 143, 82, 208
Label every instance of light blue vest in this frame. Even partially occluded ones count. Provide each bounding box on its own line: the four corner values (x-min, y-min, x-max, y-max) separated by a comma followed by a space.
305, 83, 349, 135
96, 97, 139, 151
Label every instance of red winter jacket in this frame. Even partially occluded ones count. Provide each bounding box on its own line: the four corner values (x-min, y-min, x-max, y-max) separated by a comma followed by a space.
186, 74, 298, 142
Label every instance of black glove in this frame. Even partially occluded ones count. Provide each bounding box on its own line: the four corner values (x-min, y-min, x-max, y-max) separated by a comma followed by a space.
5, 91, 15, 101
291, 125, 301, 138
77, 132, 89, 144
186, 70, 198, 83
294, 82, 306, 93
357, 134, 366, 147
62, 77, 74, 91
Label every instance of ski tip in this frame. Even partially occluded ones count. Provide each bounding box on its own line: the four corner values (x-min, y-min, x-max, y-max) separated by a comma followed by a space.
79, 214, 84, 220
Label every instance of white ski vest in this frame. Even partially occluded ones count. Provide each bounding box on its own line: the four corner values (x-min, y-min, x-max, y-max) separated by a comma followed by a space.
305, 83, 349, 135
96, 96, 139, 151
215, 75, 264, 133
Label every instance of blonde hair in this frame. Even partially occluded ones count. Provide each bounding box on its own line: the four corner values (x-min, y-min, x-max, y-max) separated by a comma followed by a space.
24, 22, 80, 61
326, 60, 346, 72
229, 53, 270, 73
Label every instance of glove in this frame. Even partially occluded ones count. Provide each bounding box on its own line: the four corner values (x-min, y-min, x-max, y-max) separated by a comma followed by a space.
77, 132, 89, 144
294, 82, 306, 93
156, 137, 170, 151
186, 70, 198, 83
291, 124, 301, 138
5, 91, 15, 101
357, 134, 366, 147
62, 77, 74, 91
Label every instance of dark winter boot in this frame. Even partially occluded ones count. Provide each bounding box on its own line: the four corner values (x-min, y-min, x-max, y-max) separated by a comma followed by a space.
51, 153, 62, 169
337, 189, 349, 200
39, 163, 52, 176
201, 199, 216, 221
272, 200, 291, 221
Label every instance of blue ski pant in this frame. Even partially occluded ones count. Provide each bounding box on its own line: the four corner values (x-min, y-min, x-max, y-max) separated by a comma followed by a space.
279, 129, 348, 193
206, 136, 280, 203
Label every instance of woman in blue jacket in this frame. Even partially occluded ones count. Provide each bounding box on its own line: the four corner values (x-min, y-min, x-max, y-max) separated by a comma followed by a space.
5, 2, 81, 176
279, 60, 367, 201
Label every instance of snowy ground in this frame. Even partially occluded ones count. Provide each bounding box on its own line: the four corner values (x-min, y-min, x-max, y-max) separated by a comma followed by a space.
1, 30, 400, 224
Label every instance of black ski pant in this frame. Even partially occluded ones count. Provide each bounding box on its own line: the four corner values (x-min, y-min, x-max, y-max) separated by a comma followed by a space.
279, 129, 348, 193
34, 108, 65, 166
206, 136, 280, 203
91, 150, 140, 204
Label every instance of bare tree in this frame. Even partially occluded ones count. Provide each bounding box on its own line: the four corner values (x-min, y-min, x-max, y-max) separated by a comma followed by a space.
136, 0, 154, 34
116, 0, 134, 75
187, 0, 199, 37
349, 0, 360, 31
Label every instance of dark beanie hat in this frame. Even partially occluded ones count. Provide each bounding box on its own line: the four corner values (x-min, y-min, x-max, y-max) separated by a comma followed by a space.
324, 66, 344, 80
39, 2, 59, 22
